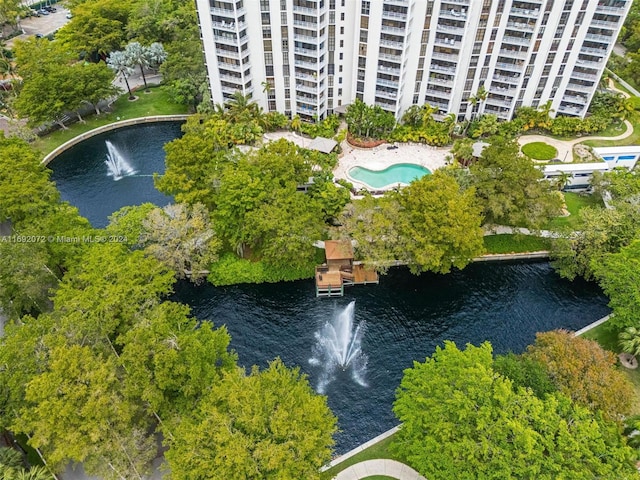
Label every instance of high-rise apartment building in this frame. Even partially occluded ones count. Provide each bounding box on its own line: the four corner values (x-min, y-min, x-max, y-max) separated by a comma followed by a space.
195, 0, 630, 122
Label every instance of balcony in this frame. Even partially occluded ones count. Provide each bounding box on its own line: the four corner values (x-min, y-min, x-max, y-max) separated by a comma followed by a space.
214, 34, 248, 46
292, 4, 318, 15
378, 64, 402, 76
496, 61, 524, 72
439, 9, 467, 21
510, 7, 540, 17
293, 19, 319, 29
217, 49, 241, 60
380, 38, 405, 49
294, 46, 323, 57
211, 6, 245, 17
506, 21, 535, 32
221, 85, 242, 94
493, 73, 521, 84
381, 24, 406, 35
217, 62, 244, 72
571, 71, 599, 81
486, 97, 513, 108
557, 104, 585, 115
296, 83, 318, 94
576, 57, 603, 67
425, 88, 451, 98
385, 0, 409, 5
382, 9, 408, 20
562, 94, 589, 104
432, 51, 459, 62
499, 48, 528, 59
296, 94, 319, 105
566, 82, 594, 92
379, 52, 403, 63
434, 37, 461, 48
595, 4, 626, 14
502, 35, 532, 46
428, 77, 454, 87
591, 19, 619, 29
490, 84, 517, 95
376, 78, 400, 88
294, 58, 320, 68
442, 0, 469, 4
437, 23, 466, 35
218, 72, 243, 83
430, 63, 456, 74
295, 71, 320, 81
212, 20, 246, 31
580, 46, 608, 56
376, 89, 398, 100
424, 99, 450, 110
585, 33, 613, 44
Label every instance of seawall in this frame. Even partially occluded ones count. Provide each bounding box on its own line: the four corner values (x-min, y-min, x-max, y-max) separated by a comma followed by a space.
41, 115, 190, 166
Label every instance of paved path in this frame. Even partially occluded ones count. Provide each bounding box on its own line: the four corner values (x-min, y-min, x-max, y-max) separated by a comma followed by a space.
334, 460, 426, 480
517, 78, 635, 162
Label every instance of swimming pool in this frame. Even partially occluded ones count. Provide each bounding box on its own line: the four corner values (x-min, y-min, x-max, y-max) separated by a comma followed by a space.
348, 163, 431, 189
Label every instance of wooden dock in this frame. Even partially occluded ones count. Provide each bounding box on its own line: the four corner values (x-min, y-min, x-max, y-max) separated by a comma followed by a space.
315, 240, 379, 297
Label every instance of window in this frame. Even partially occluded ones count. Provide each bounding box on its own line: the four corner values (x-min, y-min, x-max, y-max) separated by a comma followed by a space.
261, 12, 270, 24
361, 1, 370, 15
260, 0, 269, 11
264, 52, 273, 64
338, 88, 342, 95
266, 65, 274, 76
281, 12, 287, 24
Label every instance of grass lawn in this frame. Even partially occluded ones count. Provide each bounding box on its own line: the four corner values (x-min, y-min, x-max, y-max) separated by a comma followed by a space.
483, 234, 551, 254
582, 111, 640, 148
543, 192, 604, 230
33, 85, 189, 156
522, 142, 558, 160
362, 477, 397, 480
320, 434, 405, 480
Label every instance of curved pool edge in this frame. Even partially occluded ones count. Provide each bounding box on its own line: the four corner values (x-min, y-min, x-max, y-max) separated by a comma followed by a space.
346, 163, 431, 191
41, 115, 190, 166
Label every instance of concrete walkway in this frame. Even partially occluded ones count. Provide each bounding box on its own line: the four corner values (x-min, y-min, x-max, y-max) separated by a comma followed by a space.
334, 460, 426, 480
517, 78, 635, 163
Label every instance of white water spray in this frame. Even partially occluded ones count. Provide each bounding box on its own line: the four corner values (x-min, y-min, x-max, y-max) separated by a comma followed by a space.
105, 141, 136, 180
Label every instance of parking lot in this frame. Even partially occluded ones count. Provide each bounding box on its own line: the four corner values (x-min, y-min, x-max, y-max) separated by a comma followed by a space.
7, 7, 71, 47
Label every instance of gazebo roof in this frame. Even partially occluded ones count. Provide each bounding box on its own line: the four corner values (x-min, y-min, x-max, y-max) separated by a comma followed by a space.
308, 136, 338, 154
324, 240, 353, 261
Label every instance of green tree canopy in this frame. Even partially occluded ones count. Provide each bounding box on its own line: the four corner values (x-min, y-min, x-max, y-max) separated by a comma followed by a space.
165, 359, 337, 480
526, 330, 634, 421
593, 240, 640, 332
392, 341, 639, 479
470, 137, 563, 228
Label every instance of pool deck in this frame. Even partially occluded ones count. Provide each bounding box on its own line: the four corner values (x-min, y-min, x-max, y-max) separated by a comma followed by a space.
335, 141, 449, 192
263, 131, 450, 192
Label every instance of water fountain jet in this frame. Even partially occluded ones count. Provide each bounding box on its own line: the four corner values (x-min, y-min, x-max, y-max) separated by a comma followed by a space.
310, 301, 368, 394
105, 140, 136, 180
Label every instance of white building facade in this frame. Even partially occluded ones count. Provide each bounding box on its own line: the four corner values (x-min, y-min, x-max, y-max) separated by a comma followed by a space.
195, 0, 631, 122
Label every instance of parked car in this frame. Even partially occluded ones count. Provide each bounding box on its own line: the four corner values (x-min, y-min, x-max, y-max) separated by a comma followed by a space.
65, 12, 72, 19
44, 5, 56, 12
37, 9, 49, 15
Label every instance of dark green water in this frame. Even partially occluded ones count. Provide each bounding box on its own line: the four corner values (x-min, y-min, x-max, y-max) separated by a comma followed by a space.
49, 122, 183, 228
173, 263, 609, 453
47, 122, 611, 453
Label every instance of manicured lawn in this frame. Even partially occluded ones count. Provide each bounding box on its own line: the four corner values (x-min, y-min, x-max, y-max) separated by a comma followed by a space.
522, 142, 558, 160
582, 111, 640, 148
320, 434, 405, 480
483, 234, 551, 254
33, 85, 189, 156
544, 192, 604, 230
362, 477, 397, 480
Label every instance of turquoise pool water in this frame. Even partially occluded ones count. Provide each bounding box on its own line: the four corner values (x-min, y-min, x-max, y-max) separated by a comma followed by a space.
348, 163, 431, 189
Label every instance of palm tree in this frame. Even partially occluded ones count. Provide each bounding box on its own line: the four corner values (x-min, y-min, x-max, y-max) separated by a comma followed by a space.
468, 85, 487, 120
224, 91, 262, 122
620, 327, 640, 357
554, 171, 572, 191
290, 114, 302, 132
124, 42, 151, 92
107, 50, 135, 100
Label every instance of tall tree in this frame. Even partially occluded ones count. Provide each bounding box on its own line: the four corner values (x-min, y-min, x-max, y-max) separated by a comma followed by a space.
397, 171, 484, 274
592, 240, 640, 332
470, 137, 563, 228
140, 203, 220, 283
392, 341, 639, 479
165, 359, 337, 480
107, 50, 135, 100
526, 330, 634, 421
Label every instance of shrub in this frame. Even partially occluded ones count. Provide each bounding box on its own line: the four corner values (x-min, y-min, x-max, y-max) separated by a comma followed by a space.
208, 254, 313, 286
521, 142, 558, 160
